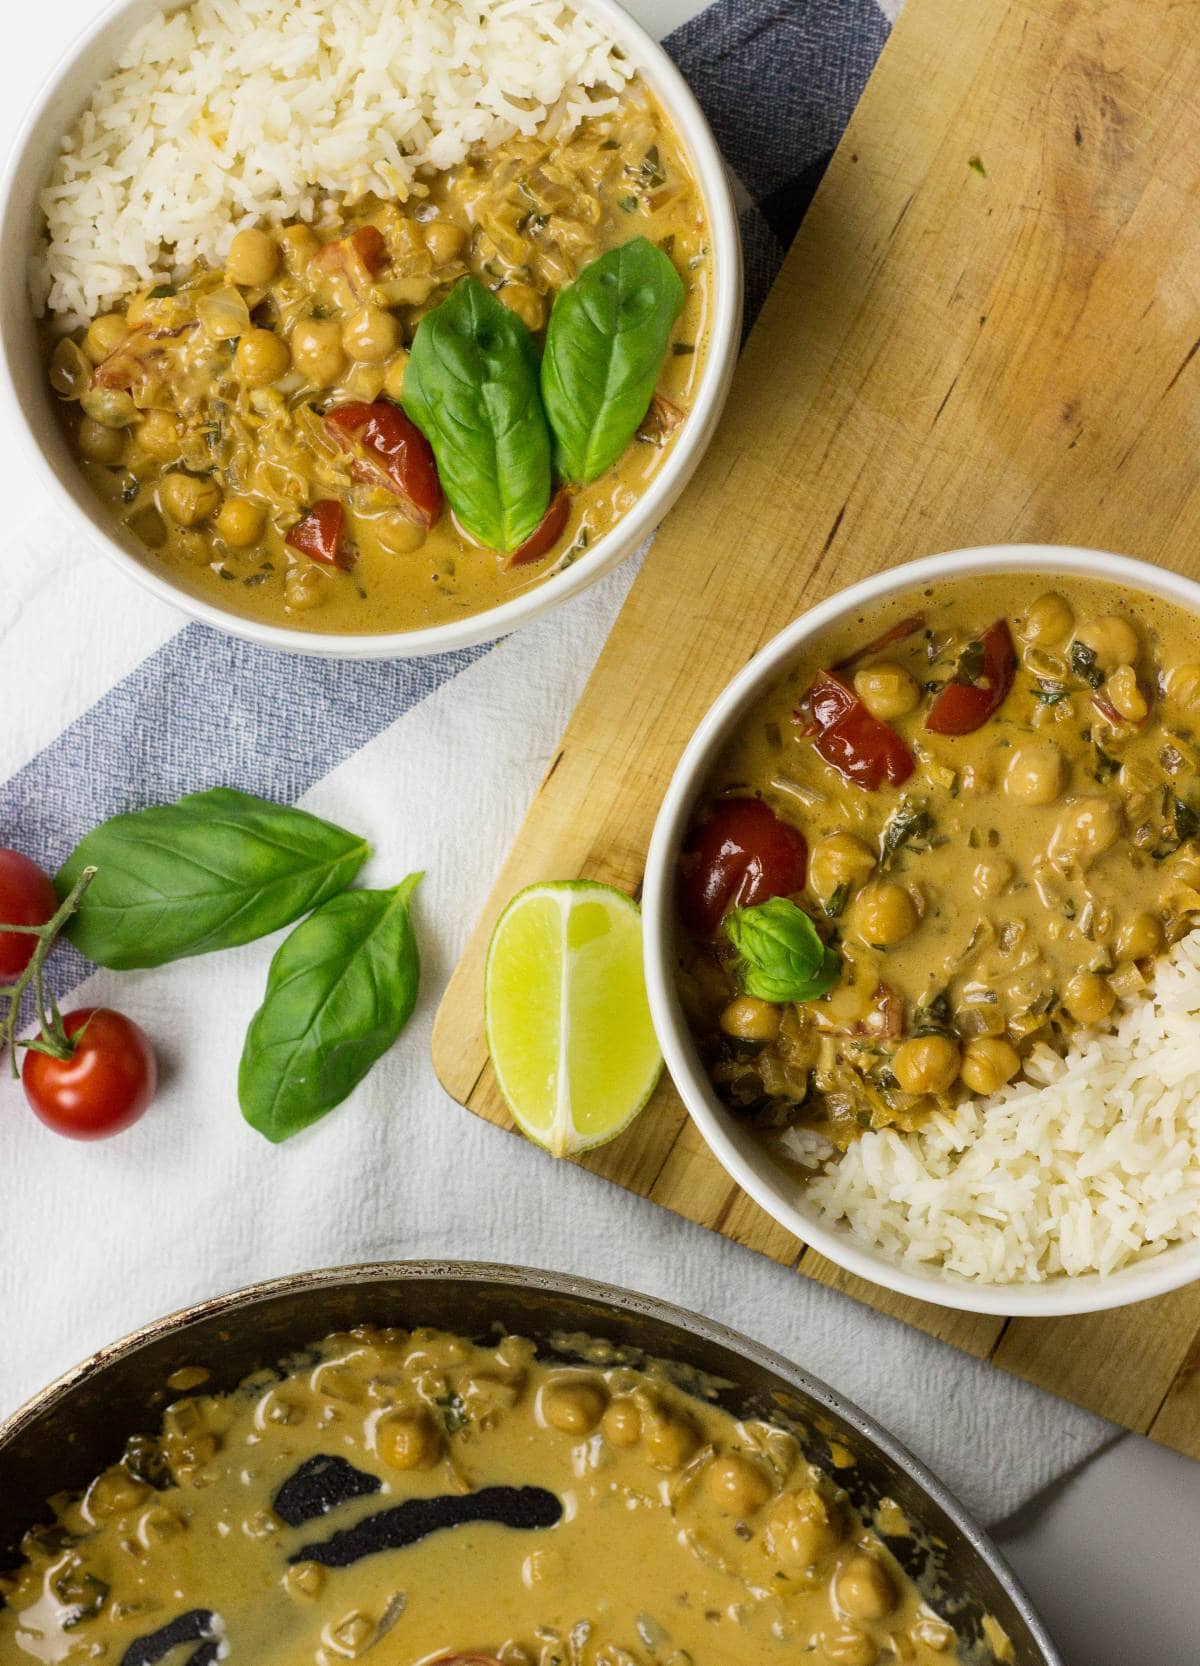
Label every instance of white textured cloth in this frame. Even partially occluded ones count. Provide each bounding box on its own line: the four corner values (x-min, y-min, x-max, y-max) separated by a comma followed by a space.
0, 511, 1115, 1524
0, 0, 1114, 1530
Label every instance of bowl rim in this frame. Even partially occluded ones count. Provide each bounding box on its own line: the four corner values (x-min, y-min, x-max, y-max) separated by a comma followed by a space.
0, 1256, 1063, 1666
0, 0, 742, 660
642, 542, 1200, 1318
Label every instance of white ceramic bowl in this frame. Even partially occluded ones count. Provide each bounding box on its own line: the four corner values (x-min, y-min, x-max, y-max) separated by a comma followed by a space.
0, 0, 741, 659
643, 544, 1200, 1317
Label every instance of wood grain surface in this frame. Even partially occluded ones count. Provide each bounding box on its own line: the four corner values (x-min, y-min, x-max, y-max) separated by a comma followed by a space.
433, 0, 1200, 1458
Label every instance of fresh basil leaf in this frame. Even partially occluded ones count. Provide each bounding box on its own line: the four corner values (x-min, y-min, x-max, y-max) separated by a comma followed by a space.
402, 278, 550, 552
57, 788, 370, 970
1069, 640, 1105, 688
880, 803, 934, 861
239, 875, 422, 1143
1175, 796, 1200, 842
723, 897, 841, 1004
541, 237, 685, 484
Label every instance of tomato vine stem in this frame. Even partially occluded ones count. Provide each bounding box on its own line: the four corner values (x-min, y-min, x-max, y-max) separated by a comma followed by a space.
0, 866, 96, 1075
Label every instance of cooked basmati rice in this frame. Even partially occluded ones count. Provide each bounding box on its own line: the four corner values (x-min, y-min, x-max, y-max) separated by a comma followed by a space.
800, 929, 1200, 1282
33, 0, 632, 326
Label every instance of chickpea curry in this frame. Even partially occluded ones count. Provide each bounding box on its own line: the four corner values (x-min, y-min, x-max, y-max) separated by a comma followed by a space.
0, 1328, 968, 1666
44, 83, 710, 635
677, 575, 1200, 1160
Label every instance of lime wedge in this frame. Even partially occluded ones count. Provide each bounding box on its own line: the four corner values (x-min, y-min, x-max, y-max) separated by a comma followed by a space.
484, 880, 662, 1157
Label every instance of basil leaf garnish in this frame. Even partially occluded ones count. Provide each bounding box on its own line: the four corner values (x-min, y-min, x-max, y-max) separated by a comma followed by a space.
403, 278, 550, 552
57, 788, 370, 970
723, 897, 842, 1004
541, 237, 685, 484
239, 875, 422, 1142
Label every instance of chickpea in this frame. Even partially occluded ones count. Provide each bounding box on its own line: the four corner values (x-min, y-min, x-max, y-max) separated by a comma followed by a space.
1115, 911, 1163, 962
765, 1487, 845, 1569
84, 1466, 149, 1520
1003, 742, 1065, 805
423, 219, 467, 265
826, 1632, 877, 1666
137, 410, 181, 460
175, 529, 211, 566
78, 416, 126, 464
702, 1453, 773, 1517
499, 283, 545, 333
235, 327, 291, 388
1104, 664, 1148, 724
601, 1397, 642, 1448
225, 226, 279, 287
719, 995, 781, 1043
375, 1409, 440, 1470
891, 1034, 960, 1096
837, 1552, 898, 1622
971, 855, 1014, 899
809, 832, 876, 901
383, 352, 410, 402
376, 515, 426, 556
285, 564, 328, 612
1017, 591, 1074, 648
82, 312, 128, 364
642, 1405, 700, 1471
159, 471, 220, 527
853, 660, 920, 721
342, 305, 400, 363
1073, 614, 1139, 673
1063, 971, 1116, 1026
215, 497, 266, 548
278, 222, 319, 274
1165, 662, 1200, 713
291, 317, 347, 387
80, 384, 137, 428
542, 1378, 607, 1435
849, 881, 919, 947
1049, 796, 1122, 866
959, 1036, 1020, 1095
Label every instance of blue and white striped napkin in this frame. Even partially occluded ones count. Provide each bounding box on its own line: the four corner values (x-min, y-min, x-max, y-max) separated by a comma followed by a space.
0, 0, 1113, 1523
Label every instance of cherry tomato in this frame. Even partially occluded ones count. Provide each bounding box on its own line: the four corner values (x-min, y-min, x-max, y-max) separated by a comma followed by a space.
507, 486, 571, 567
0, 849, 57, 979
310, 224, 388, 289
324, 400, 443, 527
22, 1007, 157, 1141
805, 670, 915, 790
679, 797, 808, 937
286, 499, 348, 567
924, 619, 1017, 736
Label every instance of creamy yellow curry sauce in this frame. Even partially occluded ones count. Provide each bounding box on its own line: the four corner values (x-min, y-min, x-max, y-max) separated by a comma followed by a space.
678, 575, 1200, 1156
0, 1329, 965, 1666
44, 82, 710, 635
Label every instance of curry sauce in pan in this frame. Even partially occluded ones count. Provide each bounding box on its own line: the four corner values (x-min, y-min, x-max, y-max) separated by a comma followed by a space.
0, 1329, 970, 1666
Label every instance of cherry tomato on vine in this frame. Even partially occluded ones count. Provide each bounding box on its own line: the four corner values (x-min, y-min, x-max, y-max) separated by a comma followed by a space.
0, 849, 58, 979
22, 1008, 157, 1140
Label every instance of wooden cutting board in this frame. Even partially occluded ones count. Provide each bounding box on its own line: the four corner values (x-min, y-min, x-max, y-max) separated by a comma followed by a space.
433, 0, 1200, 1458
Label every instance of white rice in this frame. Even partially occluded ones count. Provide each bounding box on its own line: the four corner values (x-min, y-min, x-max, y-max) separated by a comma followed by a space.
800, 930, 1200, 1282
33, 0, 631, 327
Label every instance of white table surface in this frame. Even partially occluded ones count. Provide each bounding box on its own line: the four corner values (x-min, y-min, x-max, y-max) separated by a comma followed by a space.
1, 5, 1196, 1664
